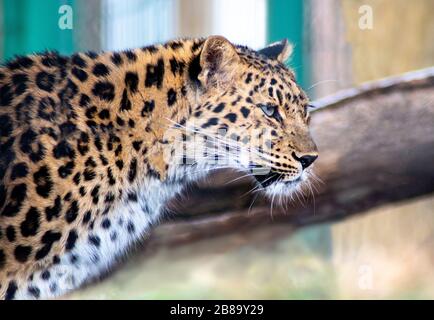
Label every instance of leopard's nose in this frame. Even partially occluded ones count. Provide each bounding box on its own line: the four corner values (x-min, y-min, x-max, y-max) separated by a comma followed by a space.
292, 152, 318, 169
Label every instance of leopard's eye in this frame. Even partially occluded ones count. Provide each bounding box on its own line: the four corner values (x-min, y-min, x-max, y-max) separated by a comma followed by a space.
258, 104, 277, 118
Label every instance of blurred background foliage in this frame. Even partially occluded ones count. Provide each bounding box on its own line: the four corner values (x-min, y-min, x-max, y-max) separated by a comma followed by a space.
1, 0, 434, 299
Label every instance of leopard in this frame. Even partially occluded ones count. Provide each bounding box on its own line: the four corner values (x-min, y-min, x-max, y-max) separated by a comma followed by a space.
0, 35, 318, 299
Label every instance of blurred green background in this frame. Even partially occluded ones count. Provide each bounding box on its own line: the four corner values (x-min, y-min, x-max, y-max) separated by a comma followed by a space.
1, 0, 74, 59
0, 0, 306, 84
1, 0, 434, 299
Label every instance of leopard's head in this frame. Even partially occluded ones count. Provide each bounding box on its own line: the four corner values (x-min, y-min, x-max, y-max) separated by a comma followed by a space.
171, 36, 318, 197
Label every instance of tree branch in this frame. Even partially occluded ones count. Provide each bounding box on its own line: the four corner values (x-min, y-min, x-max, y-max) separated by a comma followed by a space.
148, 67, 434, 248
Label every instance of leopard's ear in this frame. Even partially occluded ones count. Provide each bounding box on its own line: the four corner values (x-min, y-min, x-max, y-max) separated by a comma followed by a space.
198, 35, 240, 88
258, 39, 293, 63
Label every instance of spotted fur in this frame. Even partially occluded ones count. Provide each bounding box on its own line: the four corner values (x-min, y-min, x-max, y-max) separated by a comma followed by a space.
0, 36, 317, 299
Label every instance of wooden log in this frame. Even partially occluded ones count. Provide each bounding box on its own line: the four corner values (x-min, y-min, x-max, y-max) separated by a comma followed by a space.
147, 67, 434, 248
